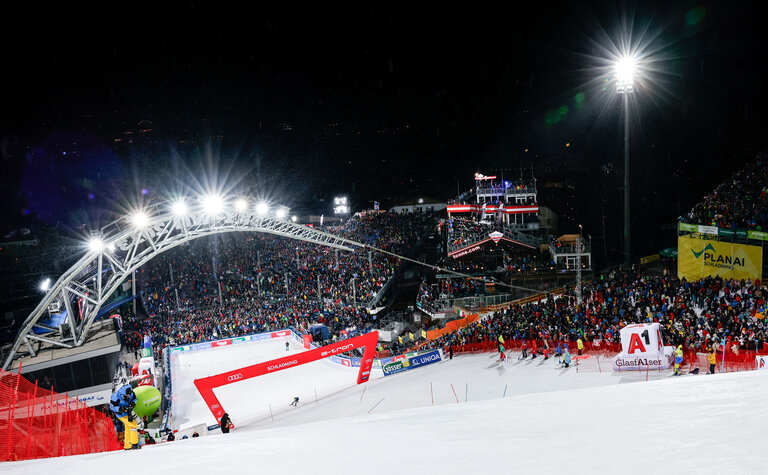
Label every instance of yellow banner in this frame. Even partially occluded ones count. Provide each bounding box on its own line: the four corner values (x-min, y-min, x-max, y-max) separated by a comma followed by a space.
678, 235, 763, 281
640, 254, 660, 264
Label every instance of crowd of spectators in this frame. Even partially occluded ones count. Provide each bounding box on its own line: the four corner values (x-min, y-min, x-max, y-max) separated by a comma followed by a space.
683, 153, 768, 230
416, 277, 487, 313
426, 266, 768, 354
122, 211, 436, 353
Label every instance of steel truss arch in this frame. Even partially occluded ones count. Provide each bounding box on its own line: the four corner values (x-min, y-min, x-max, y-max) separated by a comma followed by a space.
3, 205, 363, 370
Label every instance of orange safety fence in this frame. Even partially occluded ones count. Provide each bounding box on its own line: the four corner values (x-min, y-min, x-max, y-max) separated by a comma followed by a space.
0, 368, 122, 462
426, 314, 479, 340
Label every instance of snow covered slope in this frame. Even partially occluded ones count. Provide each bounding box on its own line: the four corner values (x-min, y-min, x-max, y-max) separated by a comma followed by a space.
6, 346, 766, 474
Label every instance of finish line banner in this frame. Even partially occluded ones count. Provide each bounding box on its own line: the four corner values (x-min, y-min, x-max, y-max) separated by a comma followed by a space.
678, 235, 762, 281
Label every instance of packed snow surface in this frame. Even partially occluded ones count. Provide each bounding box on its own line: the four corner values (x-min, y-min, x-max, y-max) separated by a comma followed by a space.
6, 337, 766, 474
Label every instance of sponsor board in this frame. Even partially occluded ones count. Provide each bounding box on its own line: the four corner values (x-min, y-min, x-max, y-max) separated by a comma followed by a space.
271, 330, 291, 338
383, 361, 408, 376
757, 355, 768, 370
191, 342, 212, 351
408, 349, 442, 368
678, 235, 763, 281
212, 339, 232, 347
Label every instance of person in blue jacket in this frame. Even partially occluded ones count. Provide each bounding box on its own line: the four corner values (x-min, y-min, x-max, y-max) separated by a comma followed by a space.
110, 384, 139, 450
561, 344, 571, 368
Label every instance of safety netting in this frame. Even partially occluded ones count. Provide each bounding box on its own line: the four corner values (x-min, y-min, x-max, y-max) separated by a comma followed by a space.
0, 368, 122, 462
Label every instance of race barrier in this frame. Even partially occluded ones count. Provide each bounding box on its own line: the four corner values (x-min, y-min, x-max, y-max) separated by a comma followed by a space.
0, 368, 121, 462
194, 331, 378, 425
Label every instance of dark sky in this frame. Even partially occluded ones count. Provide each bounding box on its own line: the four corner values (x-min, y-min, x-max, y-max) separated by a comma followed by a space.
2, 1, 768, 261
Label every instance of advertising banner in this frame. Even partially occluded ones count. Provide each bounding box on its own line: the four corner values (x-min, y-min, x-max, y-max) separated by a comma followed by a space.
756, 355, 768, 370
191, 342, 212, 351
212, 339, 232, 348
677, 235, 763, 281
748, 230, 768, 241
382, 360, 409, 376
408, 349, 442, 368
678, 222, 698, 233
303, 334, 312, 349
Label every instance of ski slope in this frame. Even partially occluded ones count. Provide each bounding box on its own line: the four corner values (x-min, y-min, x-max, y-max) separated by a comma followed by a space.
6, 337, 767, 474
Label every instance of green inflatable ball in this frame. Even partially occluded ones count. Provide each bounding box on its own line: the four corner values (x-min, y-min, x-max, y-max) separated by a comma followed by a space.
133, 385, 162, 419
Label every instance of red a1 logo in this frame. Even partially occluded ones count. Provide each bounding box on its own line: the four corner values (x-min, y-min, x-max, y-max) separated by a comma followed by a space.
627, 333, 647, 354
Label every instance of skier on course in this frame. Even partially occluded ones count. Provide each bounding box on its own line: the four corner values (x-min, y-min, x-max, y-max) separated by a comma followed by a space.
286, 342, 290, 351
290, 396, 299, 406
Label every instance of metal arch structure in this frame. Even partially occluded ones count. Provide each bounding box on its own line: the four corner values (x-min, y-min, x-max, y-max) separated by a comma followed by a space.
3, 202, 362, 370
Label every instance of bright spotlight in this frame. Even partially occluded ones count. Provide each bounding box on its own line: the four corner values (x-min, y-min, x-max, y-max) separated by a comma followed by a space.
275, 208, 287, 219
256, 202, 269, 215
202, 194, 224, 215
107, 243, 116, 253
235, 199, 248, 212
171, 200, 188, 216
615, 56, 637, 94
88, 237, 104, 253
131, 212, 149, 228
40, 278, 51, 292
291, 215, 298, 222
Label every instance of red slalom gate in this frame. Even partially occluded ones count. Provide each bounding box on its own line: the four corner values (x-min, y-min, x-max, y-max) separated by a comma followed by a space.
194, 331, 379, 425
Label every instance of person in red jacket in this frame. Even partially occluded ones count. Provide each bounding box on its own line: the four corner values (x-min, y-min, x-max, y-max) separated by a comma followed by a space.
531, 340, 538, 359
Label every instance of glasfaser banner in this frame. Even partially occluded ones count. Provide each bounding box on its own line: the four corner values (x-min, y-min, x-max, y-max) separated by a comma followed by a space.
677, 234, 762, 281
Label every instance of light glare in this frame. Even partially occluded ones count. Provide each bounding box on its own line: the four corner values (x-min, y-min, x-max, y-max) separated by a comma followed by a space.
131, 212, 149, 228
40, 278, 51, 292
235, 199, 248, 211
202, 194, 224, 215
88, 237, 104, 253
171, 200, 188, 216
276, 208, 287, 219
256, 202, 269, 215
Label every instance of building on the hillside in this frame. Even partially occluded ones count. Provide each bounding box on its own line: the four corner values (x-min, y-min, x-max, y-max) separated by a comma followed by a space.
446, 173, 539, 229
390, 197, 447, 214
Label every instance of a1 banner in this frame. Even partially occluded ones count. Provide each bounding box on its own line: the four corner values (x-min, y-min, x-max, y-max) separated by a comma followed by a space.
756, 355, 768, 370
303, 334, 313, 349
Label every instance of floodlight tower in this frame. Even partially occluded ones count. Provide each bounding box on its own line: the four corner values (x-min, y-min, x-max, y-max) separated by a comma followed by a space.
615, 56, 635, 266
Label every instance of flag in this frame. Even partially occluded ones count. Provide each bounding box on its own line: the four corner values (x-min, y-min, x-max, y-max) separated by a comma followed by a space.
420, 329, 427, 339
408, 332, 414, 341
398, 336, 403, 344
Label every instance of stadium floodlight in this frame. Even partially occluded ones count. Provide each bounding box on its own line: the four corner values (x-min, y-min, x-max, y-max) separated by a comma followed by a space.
235, 199, 248, 212
107, 243, 116, 253
40, 278, 51, 292
613, 54, 637, 265
256, 202, 269, 215
202, 194, 225, 215
171, 200, 188, 216
615, 55, 636, 94
291, 215, 298, 222
275, 208, 287, 219
88, 237, 104, 253
130, 211, 149, 228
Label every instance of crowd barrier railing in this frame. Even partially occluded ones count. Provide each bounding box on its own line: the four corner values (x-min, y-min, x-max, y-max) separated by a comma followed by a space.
0, 368, 122, 462
439, 339, 764, 373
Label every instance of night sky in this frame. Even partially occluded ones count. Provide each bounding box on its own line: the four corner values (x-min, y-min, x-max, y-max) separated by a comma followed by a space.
2, 1, 768, 262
